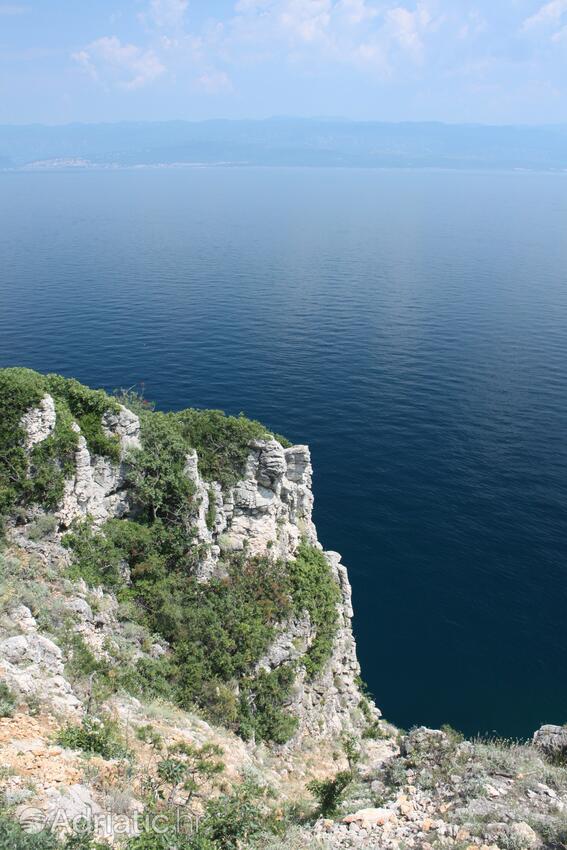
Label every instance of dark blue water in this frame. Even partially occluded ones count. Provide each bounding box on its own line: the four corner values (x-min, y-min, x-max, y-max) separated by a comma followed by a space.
1, 168, 567, 738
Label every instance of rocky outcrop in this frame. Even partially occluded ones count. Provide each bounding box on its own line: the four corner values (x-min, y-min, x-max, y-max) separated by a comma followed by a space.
189, 439, 317, 580
20, 394, 141, 528
533, 724, 567, 762
18, 397, 369, 743
20, 394, 56, 448
0, 606, 80, 715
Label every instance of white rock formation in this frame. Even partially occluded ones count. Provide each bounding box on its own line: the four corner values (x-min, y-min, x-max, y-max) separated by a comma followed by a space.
0, 606, 80, 714
18, 397, 371, 741
19, 394, 142, 528
20, 395, 56, 448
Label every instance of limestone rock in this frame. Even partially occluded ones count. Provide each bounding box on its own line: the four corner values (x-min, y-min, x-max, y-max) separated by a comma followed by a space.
102, 405, 142, 455
57, 404, 141, 528
533, 725, 567, 762
0, 633, 80, 714
20, 394, 56, 448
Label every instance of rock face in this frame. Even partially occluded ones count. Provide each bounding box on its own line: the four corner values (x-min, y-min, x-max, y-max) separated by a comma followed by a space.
18, 397, 371, 742
20, 395, 56, 448
533, 725, 567, 762
20, 394, 142, 528
0, 606, 80, 714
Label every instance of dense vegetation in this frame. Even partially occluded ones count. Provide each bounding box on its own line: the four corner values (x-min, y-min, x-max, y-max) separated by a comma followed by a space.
0, 369, 342, 745
0, 368, 120, 518
62, 517, 340, 744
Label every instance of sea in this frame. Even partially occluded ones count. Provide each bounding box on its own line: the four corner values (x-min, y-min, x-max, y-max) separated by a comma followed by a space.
1, 166, 566, 738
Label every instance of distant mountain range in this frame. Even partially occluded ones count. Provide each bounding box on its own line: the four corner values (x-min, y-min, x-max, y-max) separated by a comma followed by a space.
1, 118, 567, 171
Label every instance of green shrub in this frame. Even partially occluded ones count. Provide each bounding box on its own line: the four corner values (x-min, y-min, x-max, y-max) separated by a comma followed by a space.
289, 542, 340, 678
0, 368, 120, 519
0, 812, 60, 850
45, 374, 120, 462
27, 514, 58, 541
63, 521, 125, 587
201, 777, 280, 850
0, 812, 104, 850
57, 714, 129, 760
307, 770, 353, 817
124, 413, 195, 525
175, 408, 290, 488
205, 490, 216, 531
0, 681, 17, 717
238, 666, 298, 744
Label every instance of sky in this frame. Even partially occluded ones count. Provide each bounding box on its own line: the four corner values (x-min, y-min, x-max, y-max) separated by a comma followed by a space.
0, 0, 566, 125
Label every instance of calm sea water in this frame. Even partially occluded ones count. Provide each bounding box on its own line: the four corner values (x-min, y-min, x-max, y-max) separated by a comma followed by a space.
1, 168, 566, 738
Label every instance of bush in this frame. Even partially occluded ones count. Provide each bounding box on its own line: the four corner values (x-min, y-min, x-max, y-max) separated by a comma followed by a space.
63, 521, 125, 587
0, 368, 120, 519
307, 770, 353, 817
289, 542, 340, 678
27, 514, 57, 541
45, 374, 120, 462
57, 714, 129, 760
238, 666, 298, 744
0, 812, 104, 850
201, 777, 280, 850
175, 408, 290, 488
124, 413, 195, 525
0, 681, 17, 717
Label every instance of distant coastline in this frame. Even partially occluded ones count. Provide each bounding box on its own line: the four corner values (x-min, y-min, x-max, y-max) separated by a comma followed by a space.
2, 118, 567, 172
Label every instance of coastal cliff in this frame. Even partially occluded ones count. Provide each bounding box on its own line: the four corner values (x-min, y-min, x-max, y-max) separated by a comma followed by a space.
0, 368, 566, 850
3, 370, 372, 746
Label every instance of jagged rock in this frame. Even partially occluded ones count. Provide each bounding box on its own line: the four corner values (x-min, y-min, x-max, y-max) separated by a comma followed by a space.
508, 822, 541, 848
533, 725, 567, 761
57, 405, 141, 528
10, 605, 38, 634
0, 633, 80, 714
102, 405, 141, 454
400, 727, 453, 761
20, 394, 56, 448
0, 634, 63, 672
17, 394, 369, 742
44, 784, 104, 831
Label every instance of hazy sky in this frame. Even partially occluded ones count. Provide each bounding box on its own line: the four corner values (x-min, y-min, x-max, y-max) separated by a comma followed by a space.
1, 0, 566, 125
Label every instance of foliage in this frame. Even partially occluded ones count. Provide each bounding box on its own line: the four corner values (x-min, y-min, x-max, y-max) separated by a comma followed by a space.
0, 812, 104, 850
45, 374, 120, 461
288, 542, 340, 678
0, 681, 17, 718
124, 413, 195, 525
56, 714, 130, 760
0, 368, 73, 518
26, 514, 57, 541
307, 770, 353, 817
168, 557, 296, 741
201, 777, 281, 850
63, 521, 126, 588
238, 666, 299, 745
205, 489, 216, 532
175, 408, 290, 488
0, 368, 119, 520
149, 742, 224, 807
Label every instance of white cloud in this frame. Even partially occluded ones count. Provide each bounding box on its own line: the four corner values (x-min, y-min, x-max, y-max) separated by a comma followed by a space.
142, 0, 188, 29
385, 3, 434, 58
337, 0, 379, 25
278, 0, 333, 43
194, 69, 233, 93
522, 0, 567, 30
72, 37, 165, 90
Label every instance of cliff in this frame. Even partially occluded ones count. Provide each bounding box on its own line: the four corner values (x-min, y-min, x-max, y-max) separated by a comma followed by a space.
1, 368, 566, 850
0, 368, 374, 747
